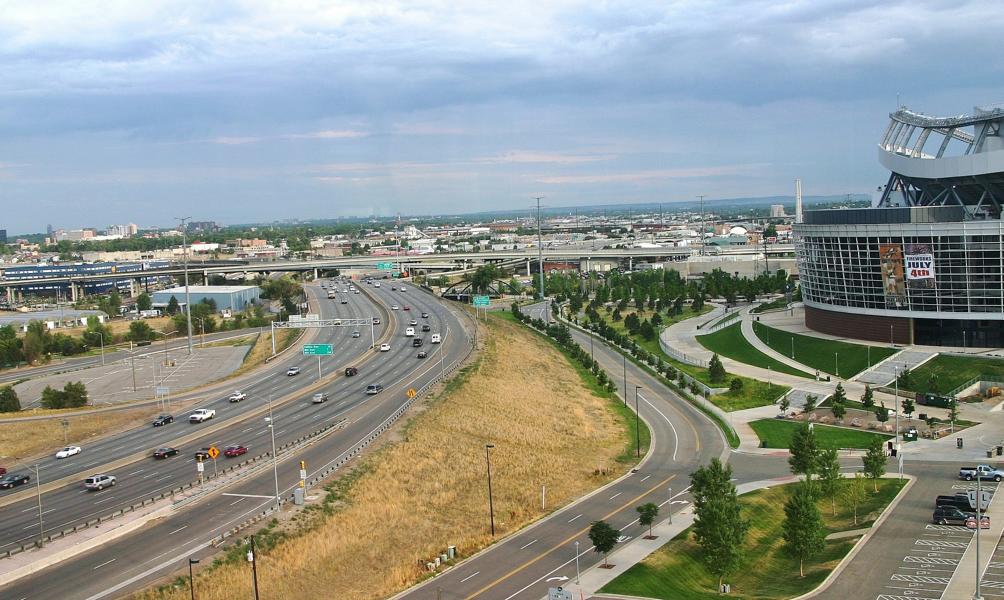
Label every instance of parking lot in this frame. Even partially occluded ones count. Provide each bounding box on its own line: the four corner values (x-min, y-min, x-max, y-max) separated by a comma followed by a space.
979, 525, 1004, 599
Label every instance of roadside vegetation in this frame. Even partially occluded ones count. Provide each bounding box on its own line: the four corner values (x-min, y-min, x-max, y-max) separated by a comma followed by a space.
138, 307, 637, 600
752, 322, 897, 379
697, 323, 813, 379
231, 329, 302, 377
750, 419, 893, 450
0, 406, 155, 461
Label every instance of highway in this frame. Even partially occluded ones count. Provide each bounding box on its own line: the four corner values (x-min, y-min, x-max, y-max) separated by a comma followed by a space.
394, 302, 728, 600
0, 280, 472, 599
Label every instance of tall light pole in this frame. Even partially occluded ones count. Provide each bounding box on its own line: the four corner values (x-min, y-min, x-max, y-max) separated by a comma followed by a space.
266, 395, 280, 511
574, 540, 581, 585
698, 194, 706, 256
622, 354, 628, 405
176, 216, 194, 355
894, 366, 900, 444
634, 386, 642, 458
34, 464, 44, 547
834, 352, 838, 378
976, 475, 983, 600
96, 332, 105, 366
485, 443, 496, 536
535, 197, 546, 322
246, 536, 261, 600
188, 557, 199, 600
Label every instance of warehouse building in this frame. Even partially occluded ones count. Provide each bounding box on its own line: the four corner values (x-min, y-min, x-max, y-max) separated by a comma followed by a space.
151, 285, 262, 312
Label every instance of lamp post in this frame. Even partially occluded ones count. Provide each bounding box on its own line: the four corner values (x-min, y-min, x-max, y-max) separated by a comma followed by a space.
622, 354, 627, 405
265, 395, 280, 511
34, 464, 44, 547
634, 386, 642, 458
834, 352, 838, 378
976, 475, 983, 600
894, 366, 900, 444
485, 443, 496, 536
188, 557, 199, 600
96, 331, 105, 366
575, 540, 581, 585
790, 336, 794, 360
193, 317, 206, 348
176, 216, 194, 355
247, 536, 261, 600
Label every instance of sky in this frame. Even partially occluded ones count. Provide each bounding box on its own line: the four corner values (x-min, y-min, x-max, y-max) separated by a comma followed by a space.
1, 0, 1003, 233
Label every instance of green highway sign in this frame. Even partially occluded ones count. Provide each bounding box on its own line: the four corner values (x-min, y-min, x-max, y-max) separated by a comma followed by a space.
473, 295, 490, 307
376, 262, 394, 270
302, 344, 333, 356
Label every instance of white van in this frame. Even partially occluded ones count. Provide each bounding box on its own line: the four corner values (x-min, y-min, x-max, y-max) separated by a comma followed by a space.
405, 327, 415, 337
373, 282, 381, 288
431, 333, 441, 344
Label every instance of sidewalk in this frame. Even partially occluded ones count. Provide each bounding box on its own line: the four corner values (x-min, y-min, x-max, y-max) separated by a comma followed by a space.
943, 475, 1004, 598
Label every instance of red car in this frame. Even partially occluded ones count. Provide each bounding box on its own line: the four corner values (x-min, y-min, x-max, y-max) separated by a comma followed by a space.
403, 306, 411, 311
224, 445, 248, 458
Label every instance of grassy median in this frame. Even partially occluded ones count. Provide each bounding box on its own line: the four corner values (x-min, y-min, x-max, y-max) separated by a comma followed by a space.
697, 323, 813, 379
601, 479, 906, 599
750, 418, 893, 450
752, 322, 897, 379
139, 309, 637, 600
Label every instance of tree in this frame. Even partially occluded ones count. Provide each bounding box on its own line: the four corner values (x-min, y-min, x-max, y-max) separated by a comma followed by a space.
788, 421, 819, 479
40, 385, 65, 409
136, 292, 152, 312
843, 472, 868, 525
948, 399, 960, 425
82, 316, 113, 349
896, 368, 912, 390
875, 402, 889, 423
637, 502, 660, 538
783, 482, 826, 577
831, 399, 846, 421
708, 353, 726, 384
127, 320, 156, 342
0, 325, 22, 367
691, 458, 748, 591
639, 320, 655, 341
779, 395, 791, 415
22, 320, 51, 365
901, 396, 915, 419
803, 394, 817, 413
588, 520, 619, 567
166, 295, 180, 316
0, 385, 20, 412
862, 437, 887, 492
860, 385, 875, 409
817, 447, 842, 515
729, 378, 744, 393
831, 382, 847, 405
62, 381, 88, 408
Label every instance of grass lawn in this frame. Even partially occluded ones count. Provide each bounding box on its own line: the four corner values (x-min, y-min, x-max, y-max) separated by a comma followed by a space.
752, 322, 898, 379
698, 323, 813, 378
905, 354, 1004, 395
750, 418, 893, 449
601, 479, 906, 600
751, 296, 790, 314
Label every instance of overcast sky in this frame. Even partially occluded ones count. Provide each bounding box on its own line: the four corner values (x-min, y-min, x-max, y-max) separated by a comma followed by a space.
1, 0, 1002, 233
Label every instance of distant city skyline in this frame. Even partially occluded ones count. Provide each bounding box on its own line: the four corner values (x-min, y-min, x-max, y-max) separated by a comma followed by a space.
1, 1, 1002, 233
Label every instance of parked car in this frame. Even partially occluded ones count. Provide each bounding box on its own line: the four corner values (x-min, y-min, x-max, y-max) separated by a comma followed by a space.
379, 343, 391, 352
194, 448, 214, 460
84, 474, 116, 491
417, 350, 428, 358
224, 445, 248, 458
431, 333, 441, 344
936, 493, 990, 512
55, 446, 82, 459
152, 414, 174, 427
189, 408, 216, 423
959, 464, 1004, 482
286, 367, 301, 376
0, 473, 30, 489
344, 366, 359, 376
228, 391, 247, 403
933, 506, 983, 525
312, 393, 330, 404
365, 384, 384, 395
153, 447, 179, 459
421, 324, 431, 332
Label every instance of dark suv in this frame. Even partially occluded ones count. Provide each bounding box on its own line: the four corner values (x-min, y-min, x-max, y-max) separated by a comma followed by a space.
933, 506, 973, 525
152, 414, 174, 427
413, 338, 424, 347
936, 494, 975, 512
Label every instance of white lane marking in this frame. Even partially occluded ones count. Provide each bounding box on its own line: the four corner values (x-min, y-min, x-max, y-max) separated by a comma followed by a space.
93, 558, 117, 570
460, 571, 480, 583
567, 514, 582, 523
609, 492, 622, 500
168, 525, 189, 535
221, 493, 276, 499
519, 539, 537, 550
640, 474, 651, 482
242, 427, 254, 433
229, 497, 247, 506
142, 471, 160, 479
639, 393, 680, 462
93, 495, 117, 504
126, 469, 145, 476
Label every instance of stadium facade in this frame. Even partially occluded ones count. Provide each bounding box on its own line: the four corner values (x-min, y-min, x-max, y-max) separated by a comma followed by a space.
795, 106, 1004, 347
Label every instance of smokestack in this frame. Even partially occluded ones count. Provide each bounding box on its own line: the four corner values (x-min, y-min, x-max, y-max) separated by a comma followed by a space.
795, 178, 803, 224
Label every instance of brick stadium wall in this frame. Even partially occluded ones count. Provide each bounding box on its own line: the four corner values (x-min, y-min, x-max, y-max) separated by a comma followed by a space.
805, 305, 912, 345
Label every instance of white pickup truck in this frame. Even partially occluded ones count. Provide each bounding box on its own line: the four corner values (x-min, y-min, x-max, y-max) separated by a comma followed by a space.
959, 464, 1004, 482
189, 408, 216, 423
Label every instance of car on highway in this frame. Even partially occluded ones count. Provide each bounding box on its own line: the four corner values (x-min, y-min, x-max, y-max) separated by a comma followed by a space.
312, 392, 330, 404
409, 319, 418, 326
194, 448, 214, 460
400, 286, 407, 292
405, 327, 415, 337
153, 447, 179, 459
421, 312, 429, 318
372, 317, 381, 325
413, 338, 424, 347
224, 445, 249, 457
391, 286, 397, 291
352, 331, 361, 338
152, 414, 174, 427
0, 473, 30, 489
0, 467, 6, 476
403, 305, 411, 311
379, 343, 391, 352
390, 304, 400, 310
374, 282, 381, 288
421, 324, 431, 332
286, 367, 301, 376
345, 366, 359, 376
228, 391, 247, 403
365, 384, 384, 395
84, 474, 116, 491
189, 408, 216, 423
417, 350, 428, 358
55, 446, 82, 459
431, 333, 441, 344
341, 298, 349, 304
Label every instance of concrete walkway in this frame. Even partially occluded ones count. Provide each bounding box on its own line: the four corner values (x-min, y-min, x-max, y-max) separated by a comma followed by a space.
853, 349, 936, 386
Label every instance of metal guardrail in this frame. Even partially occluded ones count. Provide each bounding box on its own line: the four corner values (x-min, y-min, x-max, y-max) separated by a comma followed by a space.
703, 310, 740, 333
658, 336, 709, 369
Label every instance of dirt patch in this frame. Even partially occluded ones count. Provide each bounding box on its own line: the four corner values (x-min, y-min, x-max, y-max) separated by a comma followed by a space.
136, 310, 630, 600
0, 407, 155, 462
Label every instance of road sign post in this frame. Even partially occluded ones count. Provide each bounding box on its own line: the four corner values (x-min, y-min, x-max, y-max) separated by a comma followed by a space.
407, 388, 417, 399
302, 344, 333, 356
376, 262, 393, 270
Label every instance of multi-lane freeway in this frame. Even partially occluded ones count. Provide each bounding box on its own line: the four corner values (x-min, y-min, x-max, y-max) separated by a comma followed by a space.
0, 279, 472, 599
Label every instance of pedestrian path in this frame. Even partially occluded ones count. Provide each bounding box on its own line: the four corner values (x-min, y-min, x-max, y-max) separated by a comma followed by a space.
740, 307, 815, 375
854, 349, 937, 386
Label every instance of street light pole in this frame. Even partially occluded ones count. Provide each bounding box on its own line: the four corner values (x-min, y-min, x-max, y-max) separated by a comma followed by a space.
34, 464, 44, 547
535, 197, 546, 320
266, 395, 280, 511
622, 354, 628, 406
575, 540, 581, 585
247, 536, 261, 600
634, 386, 642, 458
976, 475, 983, 600
176, 216, 194, 355
894, 366, 900, 444
835, 352, 838, 378
188, 557, 199, 600
97, 332, 104, 366
485, 443, 496, 536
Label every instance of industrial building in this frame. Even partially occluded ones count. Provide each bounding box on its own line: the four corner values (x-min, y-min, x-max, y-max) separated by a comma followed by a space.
151, 285, 262, 312
795, 105, 1004, 347
1, 261, 171, 297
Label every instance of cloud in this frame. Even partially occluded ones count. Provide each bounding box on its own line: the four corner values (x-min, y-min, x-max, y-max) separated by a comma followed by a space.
536, 164, 766, 184
474, 151, 616, 165
211, 129, 367, 145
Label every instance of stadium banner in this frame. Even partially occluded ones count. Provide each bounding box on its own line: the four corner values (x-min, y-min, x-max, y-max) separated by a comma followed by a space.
879, 243, 907, 308
904, 243, 936, 289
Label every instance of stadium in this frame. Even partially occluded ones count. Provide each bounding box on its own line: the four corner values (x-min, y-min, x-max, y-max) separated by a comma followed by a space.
795, 105, 1004, 347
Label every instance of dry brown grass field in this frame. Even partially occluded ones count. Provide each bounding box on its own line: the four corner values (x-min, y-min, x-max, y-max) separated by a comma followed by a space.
138, 313, 630, 600
59, 316, 175, 338
230, 329, 301, 377
0, 407, 154, 461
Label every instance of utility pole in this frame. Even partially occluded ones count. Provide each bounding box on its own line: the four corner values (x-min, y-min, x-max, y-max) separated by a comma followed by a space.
247, 536, 261, 600
976, 475, 983, 600
485, 443, 496, 536
535, 197, 546, 322
176, 216, 194, 355
635, 386, 642, 458
34, 464, 44, 547
698, 194, 706, 256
